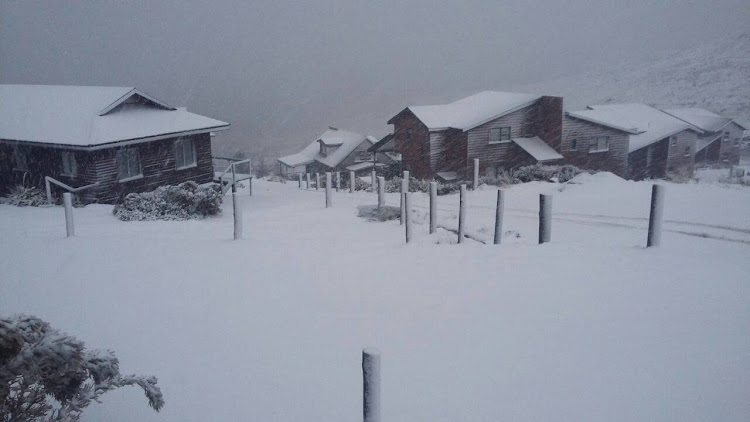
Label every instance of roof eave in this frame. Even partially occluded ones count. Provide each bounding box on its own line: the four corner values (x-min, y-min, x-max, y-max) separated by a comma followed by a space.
565, 112, 641, 134
461, 97, 542, 132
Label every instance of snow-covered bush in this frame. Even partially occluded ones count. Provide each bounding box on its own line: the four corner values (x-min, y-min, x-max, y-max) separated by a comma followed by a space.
357, 205, 401, 222
4, 186, 47, 207
512, 164, 584, 183
264, 175, 287, 184
0, 314, 164, 422
112, 181, 222, 221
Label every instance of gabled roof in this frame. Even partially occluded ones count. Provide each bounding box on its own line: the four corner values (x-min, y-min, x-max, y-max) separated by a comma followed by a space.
0, 85, 229, 148
389, 91, 542, 132
367, 133, 395, 153
661, 108, 744, 132
567, 103, 703, 152
277, 128, 374, 169
513, 137, 564, 162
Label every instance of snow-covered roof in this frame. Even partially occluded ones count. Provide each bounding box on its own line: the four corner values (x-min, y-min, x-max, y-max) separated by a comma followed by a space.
278, 127, 374, 169
346, 162, 385, 172
0, 84, 229, 148
568, 104, 702, 153
436, 171, 459, 182
696, 135, 720, 152
393, 91, 542, 132
661, 108, 736, 132
513, 137, 564, 162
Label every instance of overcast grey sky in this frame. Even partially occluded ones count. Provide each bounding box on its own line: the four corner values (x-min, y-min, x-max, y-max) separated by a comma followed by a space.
1, 0, 749, 156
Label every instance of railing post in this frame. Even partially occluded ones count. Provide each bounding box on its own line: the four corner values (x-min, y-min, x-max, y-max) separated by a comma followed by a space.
362, 348, 381, 422
458, 184, 467, 243
405, 192, 412, 243
233, 190, 242, 240
377, 176, 385, 208
306, 173, 311, 190
400, 171, 409, 225
539, 194, 551, 244
473, 158, 479, 191
429, 181, 437, 234
325, 172, 332, 208
493, 189, 505, 245
298, 173, 302, 188
350, 171, 356, 193
315, 173, 320, 190
63, 192, 74, 237
647, 184, 665, 247
336, 171, 341, 192
248, 177, 253, 196
45, 177, 53, 205
371, 170, 377, 192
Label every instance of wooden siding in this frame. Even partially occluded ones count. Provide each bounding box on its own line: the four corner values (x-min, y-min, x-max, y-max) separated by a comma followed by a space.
628, 138, 669, 180
392, 110, 433, 179
665, 129, 697, 178
561, 115, 630, 177
718, 122, 743, 165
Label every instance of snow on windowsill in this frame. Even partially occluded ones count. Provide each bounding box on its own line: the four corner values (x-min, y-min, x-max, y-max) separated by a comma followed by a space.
488, 140, 511, 145
118, 174, 144, 183
176, 163, 198, 171
588, 149, 610, 154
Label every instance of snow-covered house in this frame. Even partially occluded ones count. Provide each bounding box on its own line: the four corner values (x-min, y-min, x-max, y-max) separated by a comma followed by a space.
564, 104, 703, 179
661, 108, 746, 166
366, 133, 402, 177
0, 85, 229, 203
386, 91, 564, 180
277, 127, 381, 177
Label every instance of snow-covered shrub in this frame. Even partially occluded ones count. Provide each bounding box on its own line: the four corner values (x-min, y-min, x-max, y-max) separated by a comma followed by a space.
0, 314, 164, 422
4, 186, 47, 207
512, 164, 584, 183
264, 175, 287, 184
112, 181, 222, 221
436, 182, 461, 196
354, 178, 370, 191
357, 205, 401, 222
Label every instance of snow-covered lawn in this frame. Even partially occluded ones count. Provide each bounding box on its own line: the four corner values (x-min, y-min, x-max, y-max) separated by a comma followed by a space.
1, 176, 749, 421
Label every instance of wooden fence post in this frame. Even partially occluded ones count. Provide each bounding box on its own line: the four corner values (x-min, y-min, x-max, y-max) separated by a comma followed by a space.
362, 348, 381, 422
377, 176, 385, 208
325, 172, 332, 208
647, 184, 665, 247
350, 171, 356, 193
473, 158, 479, 191
458, 184, 467, 243
429, 181, 437, 234
248, 177, 253, 196
405, 192, 412, 243
315, 173, 320, 190
298, 173, 302, 188
306, 173, 310, 190
494, 189, 505, 245
233, 190, 242, 240
63, 192, 74, 237
336, 171, 341, 192
400, 171, 409, 225
539, 194, 551, 244
371, 170, 377, 192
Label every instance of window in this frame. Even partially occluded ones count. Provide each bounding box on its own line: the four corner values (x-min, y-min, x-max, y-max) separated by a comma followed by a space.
175, 138, 196, 169
356, 150, 371, 162
489, 127, 511, 143
734, 138, 740, 148
117, 148, 142, 181
406, 129, 412, 140
12, 146, 28, 171
684, 145, 691, 156
569, 139, 578, 151
61, 151, 77, 177
319, 143, 326, 156
589, 136, 609, 153
670, 136, 677, 146
525, 124, 533, 137
723, 132, 730, 142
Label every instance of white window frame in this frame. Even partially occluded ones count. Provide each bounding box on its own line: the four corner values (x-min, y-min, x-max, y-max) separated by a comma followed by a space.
174, 138, 197, 170
117, 147, 143, 182
12, 145, 28, 171
60, 151, 78, 177
589, 136, 610, 153
488, 127, 511, 144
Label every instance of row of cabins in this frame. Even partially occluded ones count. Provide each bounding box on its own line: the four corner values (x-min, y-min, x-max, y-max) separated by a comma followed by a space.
0, 85, 229, 203
279, 91, 745, 183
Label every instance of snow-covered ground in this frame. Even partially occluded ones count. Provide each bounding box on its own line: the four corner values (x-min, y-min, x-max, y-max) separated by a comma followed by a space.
2, 176, 749, 421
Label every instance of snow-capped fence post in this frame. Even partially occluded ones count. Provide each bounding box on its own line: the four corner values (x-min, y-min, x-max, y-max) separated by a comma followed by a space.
405, 192, 413, 243
647, 184, 665, 247
458, 184, 467, 243
400, 171, 409, 225
298, 173, 302, 188
429, 181, 437, 234
350, 171, 356, 193
362, 348, 381, 422
306, 173, 311, 190
494, 189, 505, 245
377, 176, 385, 208
473, 158, 479, 191
63, 192, 74, 237
232, 190, 242, 240
539, 194, 552, 244
336, 171, 341, 192
325, 172, 332, 208
315, 173, 320, 190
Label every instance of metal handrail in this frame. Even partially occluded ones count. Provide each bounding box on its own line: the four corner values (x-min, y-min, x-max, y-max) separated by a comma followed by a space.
216, 159, 253, 194
45, 176, 98, 205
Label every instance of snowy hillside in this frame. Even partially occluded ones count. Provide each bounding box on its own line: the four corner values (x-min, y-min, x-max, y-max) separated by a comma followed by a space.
2, 177, 749, 421
514, 32, 750, 124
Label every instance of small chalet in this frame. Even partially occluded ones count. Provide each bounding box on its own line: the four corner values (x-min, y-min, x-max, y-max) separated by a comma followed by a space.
277, 127, 380, 176
662, 108, 746, 166
564, 104, 703, 179
383, 91, 564, 180
0, 85, 229, 203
